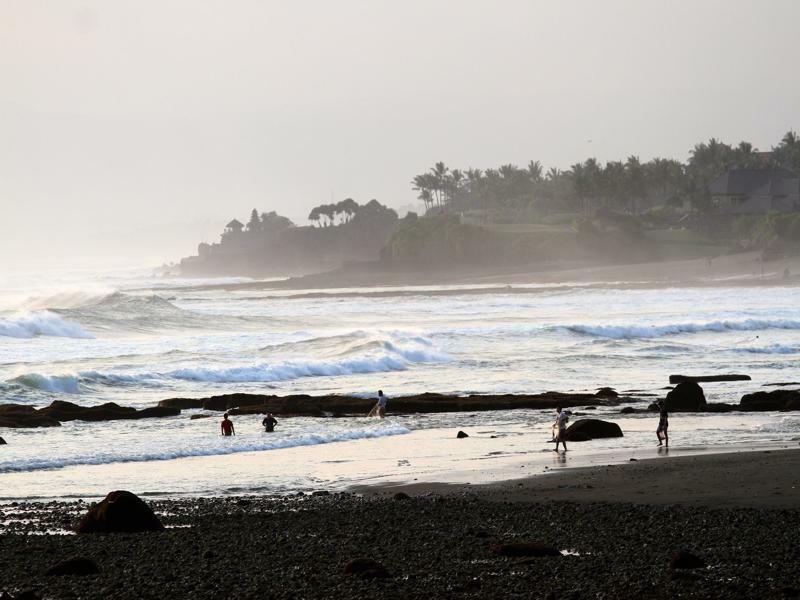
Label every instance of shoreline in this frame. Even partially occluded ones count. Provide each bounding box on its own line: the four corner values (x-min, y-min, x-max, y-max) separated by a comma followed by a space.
1, 447, 799, 599
157, 250, 800, 294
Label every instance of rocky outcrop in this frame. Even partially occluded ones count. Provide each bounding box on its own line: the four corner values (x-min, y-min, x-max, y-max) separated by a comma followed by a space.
159, 391, 624, 417
76, 491, 164, 534
740, 389, 800, 411
665, 382, 706, 411
669, 374, 750, 384
0, 401, 181, 429
0, 405, 61, 429
565, 419, 623, 441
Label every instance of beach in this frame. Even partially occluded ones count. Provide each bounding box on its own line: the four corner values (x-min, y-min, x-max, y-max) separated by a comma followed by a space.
1, 449, 799, 599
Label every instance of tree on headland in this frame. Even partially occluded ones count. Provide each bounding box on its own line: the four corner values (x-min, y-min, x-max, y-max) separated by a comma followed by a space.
247, 209, 261, 232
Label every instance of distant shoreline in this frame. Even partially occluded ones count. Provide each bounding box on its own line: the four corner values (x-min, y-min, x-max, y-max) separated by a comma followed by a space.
157, 250, 800, 295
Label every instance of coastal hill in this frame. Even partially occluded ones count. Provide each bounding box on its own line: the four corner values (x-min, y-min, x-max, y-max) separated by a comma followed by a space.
180, 199, 399, 277
179, 132, 800, 279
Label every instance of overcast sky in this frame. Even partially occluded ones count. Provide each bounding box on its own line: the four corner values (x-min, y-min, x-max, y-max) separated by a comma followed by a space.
1, 0, 798, 269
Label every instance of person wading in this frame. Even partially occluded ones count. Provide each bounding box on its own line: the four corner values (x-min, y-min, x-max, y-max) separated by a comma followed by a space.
221, 413, 235, 436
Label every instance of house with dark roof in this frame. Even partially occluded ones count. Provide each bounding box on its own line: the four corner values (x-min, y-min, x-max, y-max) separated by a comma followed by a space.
709, 168, 800, 215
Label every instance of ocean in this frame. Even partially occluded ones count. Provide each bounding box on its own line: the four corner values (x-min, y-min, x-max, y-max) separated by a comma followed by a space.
1, 268, 799, 500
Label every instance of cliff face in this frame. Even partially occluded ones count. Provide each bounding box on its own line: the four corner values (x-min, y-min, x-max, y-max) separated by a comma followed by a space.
180, 209, 399, 277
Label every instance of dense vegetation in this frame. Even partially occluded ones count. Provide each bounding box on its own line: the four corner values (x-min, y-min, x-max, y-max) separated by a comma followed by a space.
410, 131, 800, 220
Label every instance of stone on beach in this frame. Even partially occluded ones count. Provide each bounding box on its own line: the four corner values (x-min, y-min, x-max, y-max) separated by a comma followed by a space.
456, 430, 469, 438
740, 389, 800, 411
343, 558, 390, 579
490, 542, 560, 557
665, 381, 706, 411
45, 557, 100, 576
0, 436, 6, 445
565, 419, 623, 441
76, 491, 164, 534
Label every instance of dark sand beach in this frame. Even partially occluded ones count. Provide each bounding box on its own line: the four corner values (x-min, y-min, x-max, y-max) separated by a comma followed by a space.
2, 449, 798, 599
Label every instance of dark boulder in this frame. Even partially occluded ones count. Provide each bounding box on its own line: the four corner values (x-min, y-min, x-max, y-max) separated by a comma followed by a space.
741, 390, 800, 411
134, 406, 181, 419
490, 542, 560, 557
565, 419, 623, 441
620, 406, 636, 414
393, 492, 410, 501
595, 387, 618, 398
45, 556, 100, 576
670, 550, 706, 569
0, 407, 62, 428
456, 430, 469, 438
158, 397, 204, 410
0, 436, 6, 445
343, 558, 390, 579
76, 490, 164, 533
665, 382, 706, 411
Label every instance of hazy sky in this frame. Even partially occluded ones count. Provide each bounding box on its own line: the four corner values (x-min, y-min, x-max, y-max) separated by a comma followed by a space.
1, 0, 799, 269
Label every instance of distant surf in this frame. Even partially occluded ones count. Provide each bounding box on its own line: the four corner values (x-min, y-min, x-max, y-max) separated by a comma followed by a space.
566, 318, 800, 339
0, 311, 93, 339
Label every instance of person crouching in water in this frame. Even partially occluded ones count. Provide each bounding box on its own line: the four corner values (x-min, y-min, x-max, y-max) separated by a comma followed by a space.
553, 407, 568, 452
221, 413, 235, 436
657, 400, 669, 447
262, 412, 278, 432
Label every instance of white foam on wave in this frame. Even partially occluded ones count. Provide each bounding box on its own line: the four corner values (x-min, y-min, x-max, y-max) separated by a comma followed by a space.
8, 335, 451, 391
0, 422, 411, 473
0, 311, 94, 339
566, 319, 800, 340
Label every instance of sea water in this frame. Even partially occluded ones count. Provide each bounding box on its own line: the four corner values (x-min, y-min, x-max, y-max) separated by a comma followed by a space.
1, 268, 799, 500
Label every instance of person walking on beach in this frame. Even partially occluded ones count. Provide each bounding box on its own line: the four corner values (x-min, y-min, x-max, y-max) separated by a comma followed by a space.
656, 400, 669, 447
553, 407, 568, 452
262, 412, 278, 432
221, 413, 235, 436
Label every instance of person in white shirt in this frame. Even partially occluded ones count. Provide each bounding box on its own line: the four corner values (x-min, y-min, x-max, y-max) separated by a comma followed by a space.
376, 390, 388, 418
553, 407, 568, 452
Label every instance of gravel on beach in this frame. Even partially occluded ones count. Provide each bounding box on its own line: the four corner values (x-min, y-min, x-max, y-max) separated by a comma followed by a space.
1, 489, 799, 600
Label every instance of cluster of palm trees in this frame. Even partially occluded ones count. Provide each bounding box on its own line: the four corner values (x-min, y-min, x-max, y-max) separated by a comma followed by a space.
411, 131, 800, 217
246, 209, 295, 233
307, 198, 359, 227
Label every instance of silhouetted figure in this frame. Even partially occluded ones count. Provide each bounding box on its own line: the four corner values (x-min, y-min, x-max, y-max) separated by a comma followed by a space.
221, 413, 235, 436
368, 390, 388, 418
657, 400, 669, 447
262, 413, 278, 432
553, 407, 568, 452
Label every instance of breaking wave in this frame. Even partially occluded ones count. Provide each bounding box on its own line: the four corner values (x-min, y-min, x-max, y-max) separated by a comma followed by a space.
0, 311, 94, 339
9, 334, 450, 391
0, 422, 411, 473
730, 344, 800, 355
566, 319, 800, 340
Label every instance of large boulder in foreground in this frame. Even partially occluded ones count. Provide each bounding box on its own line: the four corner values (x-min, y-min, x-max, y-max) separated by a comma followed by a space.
565, 419, 623, 441
740, 389, 800, 411
76, 491, 164, 533
665, 382, 706, 411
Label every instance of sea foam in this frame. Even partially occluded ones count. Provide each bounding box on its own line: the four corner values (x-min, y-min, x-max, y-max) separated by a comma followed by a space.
0, 422, 411, 473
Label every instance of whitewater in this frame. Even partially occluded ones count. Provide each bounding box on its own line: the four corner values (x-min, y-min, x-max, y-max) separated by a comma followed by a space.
1, 267, 799, 500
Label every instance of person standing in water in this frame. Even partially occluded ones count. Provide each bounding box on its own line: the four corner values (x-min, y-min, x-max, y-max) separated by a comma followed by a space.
657, 400, 669, 447
553, 407, 568, 452
221, 413, 235, 436
262, 412, 278, 432
376, 390, 388, 418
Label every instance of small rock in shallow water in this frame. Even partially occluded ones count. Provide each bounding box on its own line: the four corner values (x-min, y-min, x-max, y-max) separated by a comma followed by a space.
456, 431, 469, 438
